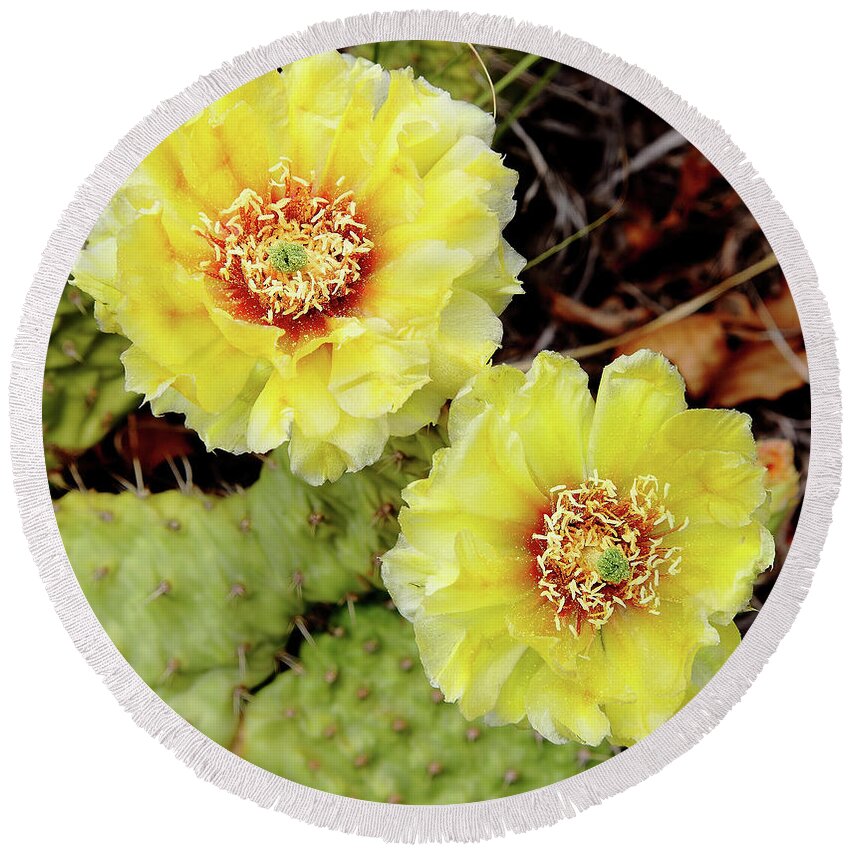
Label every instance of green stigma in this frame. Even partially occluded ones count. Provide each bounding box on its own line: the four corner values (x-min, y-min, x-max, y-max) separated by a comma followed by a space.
268, 240, 309, 274
597, 548, 631, 584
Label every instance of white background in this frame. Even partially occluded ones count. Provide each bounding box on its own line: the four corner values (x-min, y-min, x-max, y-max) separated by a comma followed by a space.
1, 1, 846, 846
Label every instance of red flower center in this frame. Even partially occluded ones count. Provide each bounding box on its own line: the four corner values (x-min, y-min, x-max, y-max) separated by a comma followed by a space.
195, 162, 376, 340
527, 475, 685, 636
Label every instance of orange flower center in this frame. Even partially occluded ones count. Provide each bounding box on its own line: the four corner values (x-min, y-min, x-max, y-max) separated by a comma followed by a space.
529, 475, 686, 636
195, 162, 375, 333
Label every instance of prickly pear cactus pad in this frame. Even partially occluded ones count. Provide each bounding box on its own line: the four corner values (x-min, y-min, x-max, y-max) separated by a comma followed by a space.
57, 488, 305, 684
247, 427, 445, 604
56, 429, 443, 733
43, 287, 140, 474
156, 647, 280, 748
19, 24, 832, 839
238, 605, 617, 803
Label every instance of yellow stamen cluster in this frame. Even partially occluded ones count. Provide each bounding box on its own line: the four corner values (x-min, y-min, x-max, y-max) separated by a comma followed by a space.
532, 474, 686, 636
196, 162, 374, 325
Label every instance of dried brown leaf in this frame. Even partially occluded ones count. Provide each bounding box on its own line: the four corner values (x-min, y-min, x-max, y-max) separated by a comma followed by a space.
114, 416, 194, 475
717, 285, 801, 334
709, 342, 808, 408
616, 314, 729, 398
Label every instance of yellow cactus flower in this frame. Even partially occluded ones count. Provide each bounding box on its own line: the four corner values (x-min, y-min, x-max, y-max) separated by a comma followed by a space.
382, 350, 774, 746
72, 51, 523, 483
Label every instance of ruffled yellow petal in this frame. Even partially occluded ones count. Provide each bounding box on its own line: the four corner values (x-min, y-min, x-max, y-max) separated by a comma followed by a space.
422, 531, 530, 617
587, 350, 686, 487
210, 99, 284, 192
660, 449, 767, 528
380, 535, 438, 619
160, 115, 244, 214
71, 195, 138, 333
328, 323, 430, 419
512, 351, 594, 489
407, 410, 544, 526
246, 370, 294, 453
286, 386, 390, 486
662, 521, 774, 621
381, 143, 511, 261
386, 381, 447, 437
489, 649, 545, 725
315, 407, 389, 472
113, 215, 257, 413
414, 607, 526, 720
449, 351, 593, 491
524, 664, 611, 746
646, 408, 758, 460
455, 237, 525, 317
284, 346, 340, 437
319, 64, 392, 193
428, 290, 505, 399
686, 620, 741, 700
583, 605, 718, 745
286, 426, 349, 486
282, 51, 369, 178
356, 69, 493, 200
504, 594, 594, 676
638, 406, 767, 527
120, 346, 176, 402
447, 363, 527, 443
394, 482, 515, 565
149, 361, 274, 454
363, 241, 473, 329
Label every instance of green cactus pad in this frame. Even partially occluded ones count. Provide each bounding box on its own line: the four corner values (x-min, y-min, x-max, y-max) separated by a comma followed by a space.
250, 426, 445, 604
57, 427, 446, 741
57, 489, 304, 684
238, 605, 616, 804
156, 644, 281, 747
43, 287, 140, 471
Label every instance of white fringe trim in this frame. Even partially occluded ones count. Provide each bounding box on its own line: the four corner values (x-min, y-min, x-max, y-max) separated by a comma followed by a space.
8, 10, 841, 843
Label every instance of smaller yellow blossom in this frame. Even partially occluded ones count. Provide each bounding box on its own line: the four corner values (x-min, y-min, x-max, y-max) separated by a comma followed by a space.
382, 350, 774, 746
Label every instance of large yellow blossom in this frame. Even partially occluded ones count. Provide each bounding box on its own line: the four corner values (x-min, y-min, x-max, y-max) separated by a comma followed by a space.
382, 350, 774, 746
72, 52, 522, 483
